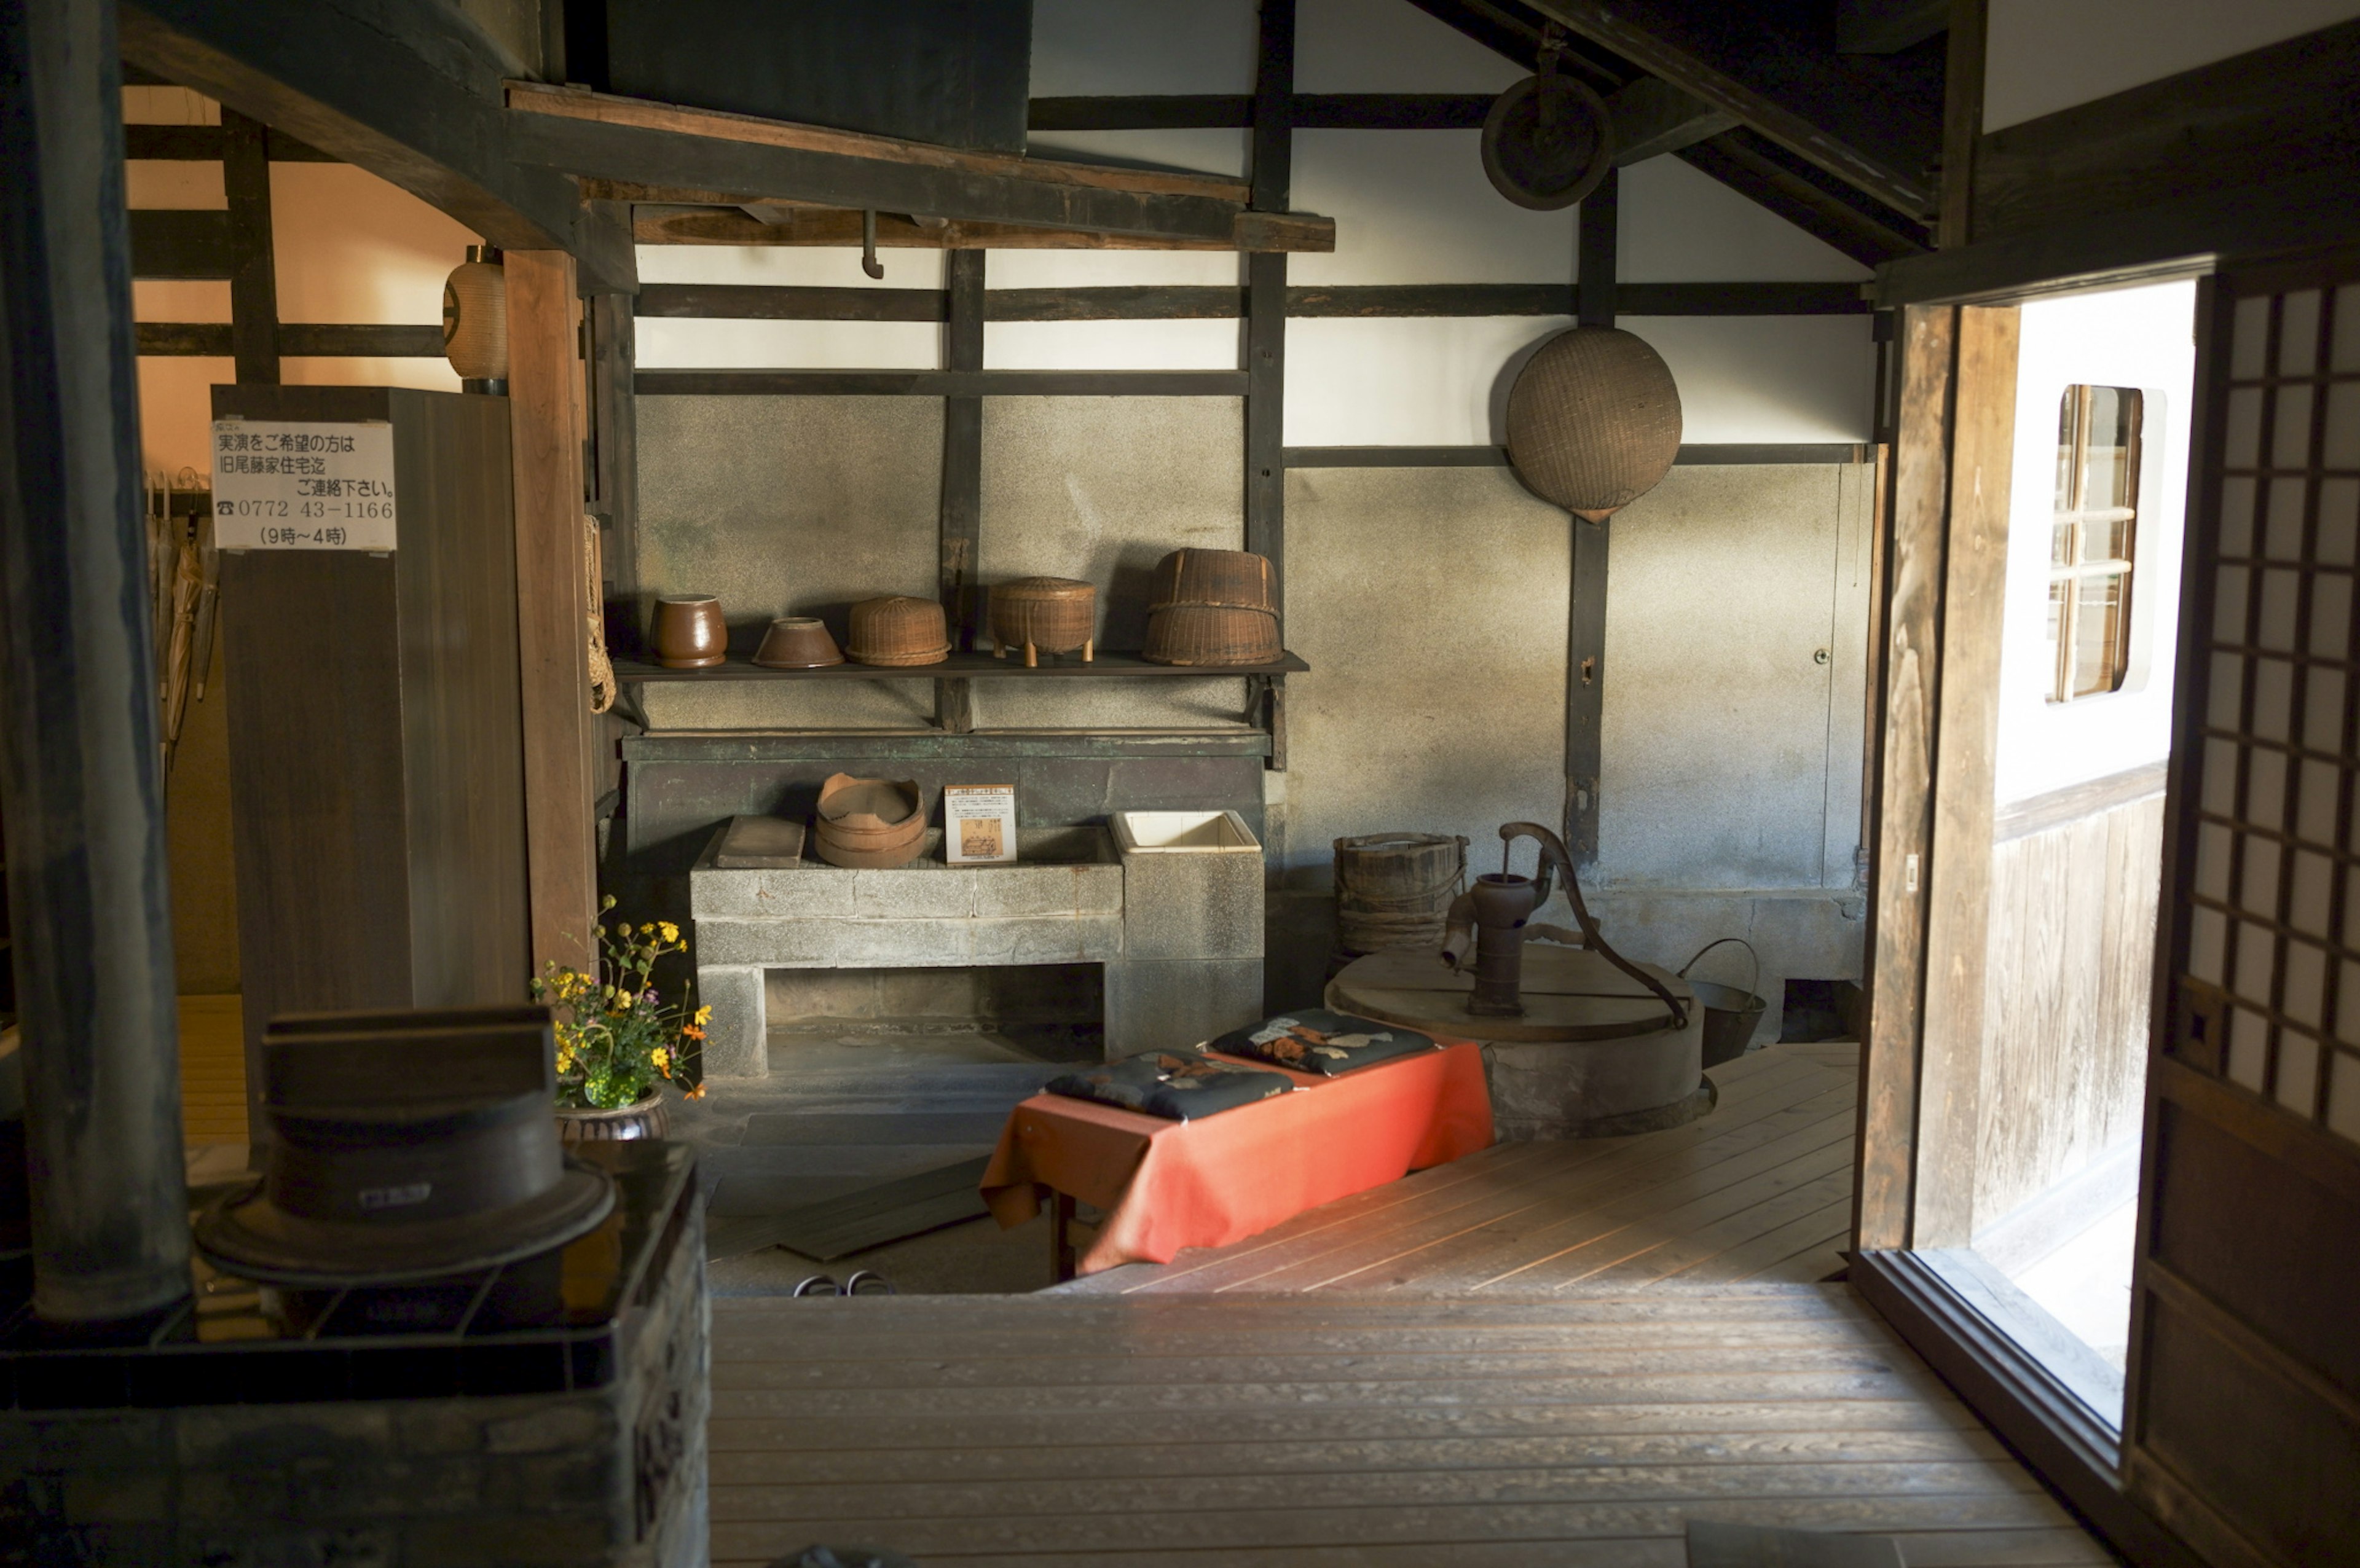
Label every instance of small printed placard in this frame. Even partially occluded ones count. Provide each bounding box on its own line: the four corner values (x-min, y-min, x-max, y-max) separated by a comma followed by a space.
943, 784, 1018, 864
211, 418, 397, 551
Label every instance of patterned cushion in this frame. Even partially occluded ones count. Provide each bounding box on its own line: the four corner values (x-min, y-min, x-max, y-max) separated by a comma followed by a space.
1211, 1009, 1441, 1075
1047, 1051, 1294, 1121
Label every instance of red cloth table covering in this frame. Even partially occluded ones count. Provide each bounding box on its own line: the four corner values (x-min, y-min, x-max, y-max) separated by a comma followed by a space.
980, 1040, 1493, 1274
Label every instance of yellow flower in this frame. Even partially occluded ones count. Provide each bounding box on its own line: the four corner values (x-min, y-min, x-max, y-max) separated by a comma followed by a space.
659, 922, 680, 944
693, 1005, 713, 1025
615, 992, 632, 1011
651, 1047, 670, 1072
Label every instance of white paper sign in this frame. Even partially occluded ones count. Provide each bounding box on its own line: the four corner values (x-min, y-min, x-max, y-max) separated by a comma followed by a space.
943, 785, 1018, 864
211, 419, 397, 551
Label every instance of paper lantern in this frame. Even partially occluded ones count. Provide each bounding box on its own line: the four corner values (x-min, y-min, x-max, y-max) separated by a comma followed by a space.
1504, 326, 1683, 521
442, 244, 508, 390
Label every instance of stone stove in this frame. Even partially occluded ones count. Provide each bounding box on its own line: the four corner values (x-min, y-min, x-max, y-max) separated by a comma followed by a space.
691, 813, 1266, 1076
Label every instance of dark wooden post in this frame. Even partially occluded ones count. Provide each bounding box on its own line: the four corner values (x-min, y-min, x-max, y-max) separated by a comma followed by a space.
221, 106, 278, 385
1245, 0, 1293, 616
0, 0, 192, 1323
1565, 168, 1618, 865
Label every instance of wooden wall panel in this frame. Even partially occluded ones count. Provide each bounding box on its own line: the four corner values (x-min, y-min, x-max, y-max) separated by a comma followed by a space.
1975, 785, 2163, 1227
507, 249, 599, 974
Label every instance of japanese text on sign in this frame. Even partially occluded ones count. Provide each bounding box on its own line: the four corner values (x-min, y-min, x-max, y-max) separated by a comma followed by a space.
211, 419, 397, 551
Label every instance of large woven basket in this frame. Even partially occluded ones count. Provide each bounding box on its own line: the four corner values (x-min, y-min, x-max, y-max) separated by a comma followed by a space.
1504, 327, 1683, 522
1147, 549, 1275, 613
1143, 603, 1282, 667
847, 596, 951, 666
990, 577, 1095, 664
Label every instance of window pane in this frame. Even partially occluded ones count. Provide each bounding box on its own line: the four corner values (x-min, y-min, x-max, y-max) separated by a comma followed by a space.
2086, 387, 2139, 509
2045, 578, 2070, 701
2072, 572, 2128, 696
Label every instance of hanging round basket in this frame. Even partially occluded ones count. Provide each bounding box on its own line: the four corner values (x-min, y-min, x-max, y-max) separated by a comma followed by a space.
1504, 326, 1683, 520
1481, 73, 1614, 211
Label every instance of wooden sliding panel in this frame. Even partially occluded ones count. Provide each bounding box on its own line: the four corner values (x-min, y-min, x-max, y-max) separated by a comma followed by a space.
2123, 251, 2360, 1568
1910, 304, 2020, 1249
1856, 304, 1957, 1250
506, 249, 599, 974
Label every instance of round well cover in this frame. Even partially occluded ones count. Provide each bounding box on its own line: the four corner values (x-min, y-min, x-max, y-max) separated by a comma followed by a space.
1504, 327, 1683, 520
1480, 74, 1613, 211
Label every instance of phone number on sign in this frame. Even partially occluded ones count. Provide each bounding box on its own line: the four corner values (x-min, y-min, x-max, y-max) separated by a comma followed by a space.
218, 500, 394, 520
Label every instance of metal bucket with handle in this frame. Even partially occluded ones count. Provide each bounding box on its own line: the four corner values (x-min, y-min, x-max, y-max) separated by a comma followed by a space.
1678, 938, 1766, 1068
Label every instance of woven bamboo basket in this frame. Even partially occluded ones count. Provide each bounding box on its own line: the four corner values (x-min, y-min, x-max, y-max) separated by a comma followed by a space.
989, 577, 1096, 666
1143, 603, 1283, 667
846, 596, 951, 666
1504, 326, 1683, 522
1147, 549, 1275, 612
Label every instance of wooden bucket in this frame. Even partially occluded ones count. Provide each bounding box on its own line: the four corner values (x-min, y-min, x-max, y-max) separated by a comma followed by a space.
1333, 833, 1468, 957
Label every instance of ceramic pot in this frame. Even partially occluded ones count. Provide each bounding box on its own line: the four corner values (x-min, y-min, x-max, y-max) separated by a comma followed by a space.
653, 595, 727, 668
752, 616, 844, 669
556, 1092, 669, 1145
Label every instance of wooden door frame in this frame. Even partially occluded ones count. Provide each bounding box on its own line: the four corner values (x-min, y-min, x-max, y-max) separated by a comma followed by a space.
1846, 297, 2208, 1567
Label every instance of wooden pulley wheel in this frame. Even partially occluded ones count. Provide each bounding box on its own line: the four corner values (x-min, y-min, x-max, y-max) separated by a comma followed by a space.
1504, 326, 1683, 521
1481, 71, 1613, 211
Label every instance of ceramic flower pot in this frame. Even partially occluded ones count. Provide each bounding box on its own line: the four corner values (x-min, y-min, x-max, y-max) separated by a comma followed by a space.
555, 1092, 669, 1145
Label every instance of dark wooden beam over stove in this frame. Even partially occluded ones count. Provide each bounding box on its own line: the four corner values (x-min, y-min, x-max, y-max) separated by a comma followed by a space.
120, 0, 635, 291
508, 81, 1332, 251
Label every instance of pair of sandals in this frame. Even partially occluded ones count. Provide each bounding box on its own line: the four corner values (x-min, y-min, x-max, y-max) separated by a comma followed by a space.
792, 1268, 892, 1297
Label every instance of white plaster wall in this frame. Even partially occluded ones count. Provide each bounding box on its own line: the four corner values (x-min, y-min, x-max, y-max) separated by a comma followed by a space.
1983, 0, 2360, 131
1992, 281, 2197, 807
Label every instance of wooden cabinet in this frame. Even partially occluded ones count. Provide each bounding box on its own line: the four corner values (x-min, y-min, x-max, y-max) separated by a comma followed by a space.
211, 385, 528, 1123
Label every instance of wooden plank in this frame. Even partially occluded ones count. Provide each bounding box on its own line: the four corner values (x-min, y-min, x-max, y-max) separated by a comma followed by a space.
1610, 1175, 1857, 1287
707, 1495, 2078, 1559
505, 251, 597, 975
1609, 76, 1739, 167
513, 80, 1254, 203
123, 123, 336, 161
1027, 93, 1497, 132
626, 203, 1335, 253
504, 80, 1262, 245
1855, 304, 1956, 1253
1910, 304, 2020, 1249
1970, 18, 2360, 247
709, 1460, 2040, 1523
809, 1533, 2114, 1568
631, 369, 1248, 398
1245, 0, 1293, 621
608, 649, 1302, 681
707, 1425, 2013, 1483
632, 281, 1867, 322
137, 323, 447, 357
706, 1397, 1989, 1454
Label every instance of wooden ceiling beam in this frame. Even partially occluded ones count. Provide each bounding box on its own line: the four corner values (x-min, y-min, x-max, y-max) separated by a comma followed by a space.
508, 81, 1327, 248
1677, 130, 1928, 267
1522, 0, 1940, 219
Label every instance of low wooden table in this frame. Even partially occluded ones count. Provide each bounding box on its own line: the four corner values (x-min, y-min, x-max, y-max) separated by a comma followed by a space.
980, 1041, 1493, 1279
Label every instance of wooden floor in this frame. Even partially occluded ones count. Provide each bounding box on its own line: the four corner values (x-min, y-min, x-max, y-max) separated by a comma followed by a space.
177, 994, 248, 1147
706, 1287, 2110, 1566
1060, 1041, 1863, 1296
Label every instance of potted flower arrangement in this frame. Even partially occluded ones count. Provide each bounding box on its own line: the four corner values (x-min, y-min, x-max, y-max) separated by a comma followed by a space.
533, 895, 708, 1143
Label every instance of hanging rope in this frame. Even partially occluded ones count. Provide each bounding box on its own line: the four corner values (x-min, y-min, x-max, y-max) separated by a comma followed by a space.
586, 514, 615, 715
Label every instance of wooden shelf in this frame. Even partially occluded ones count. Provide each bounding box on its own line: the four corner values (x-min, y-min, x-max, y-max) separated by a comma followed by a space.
612, 650, 1308, 683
